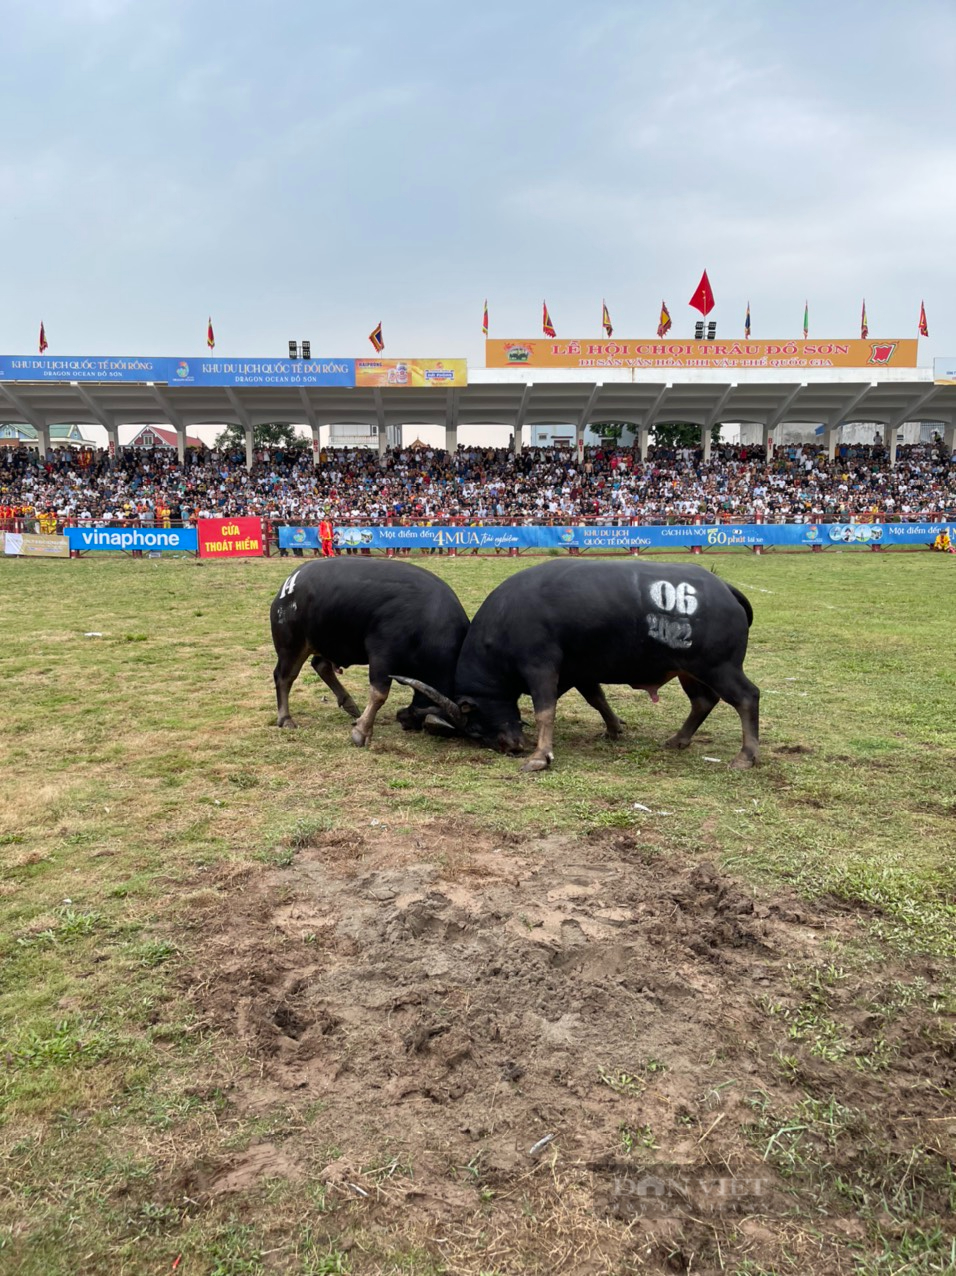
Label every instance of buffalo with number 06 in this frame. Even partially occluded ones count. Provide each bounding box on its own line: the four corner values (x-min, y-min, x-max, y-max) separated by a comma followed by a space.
394, 559, 759, 772
270, 558, 469, 748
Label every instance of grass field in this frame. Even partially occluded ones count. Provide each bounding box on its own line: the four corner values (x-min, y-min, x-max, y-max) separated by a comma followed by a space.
2, 551, 956, 1275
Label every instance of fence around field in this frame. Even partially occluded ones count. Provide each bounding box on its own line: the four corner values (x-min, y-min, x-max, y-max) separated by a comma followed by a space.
2, 514, 955, 560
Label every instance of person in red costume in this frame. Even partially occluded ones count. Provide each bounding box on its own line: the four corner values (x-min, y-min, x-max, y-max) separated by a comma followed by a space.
319, 515, 335, 557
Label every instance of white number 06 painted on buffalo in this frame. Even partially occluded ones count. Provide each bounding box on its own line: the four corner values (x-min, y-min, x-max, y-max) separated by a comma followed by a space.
649, 580, 698, 615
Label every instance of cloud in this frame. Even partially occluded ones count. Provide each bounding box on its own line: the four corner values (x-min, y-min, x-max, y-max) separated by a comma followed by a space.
0, 0, 954, 356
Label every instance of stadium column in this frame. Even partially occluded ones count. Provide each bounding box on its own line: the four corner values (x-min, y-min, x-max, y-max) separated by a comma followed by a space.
826, 426, 839, 460
944, 422, 956, 456
36, 424, 51, 459
106, 424, 120, 463
444, 423, 457, 453
377, 424, 387, 457
700, 424, 712, 462
175, 425, 186, 464
635, 424, 650, 460
244, 426, 254, 471
761, 423, 775, 455
882, 422, 898, 467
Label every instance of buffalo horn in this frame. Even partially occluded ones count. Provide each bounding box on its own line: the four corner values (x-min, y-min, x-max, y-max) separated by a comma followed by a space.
390, 675, 465, 727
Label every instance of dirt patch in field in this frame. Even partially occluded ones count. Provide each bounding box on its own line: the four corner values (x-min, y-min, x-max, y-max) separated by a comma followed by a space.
177, 824, 956, 1274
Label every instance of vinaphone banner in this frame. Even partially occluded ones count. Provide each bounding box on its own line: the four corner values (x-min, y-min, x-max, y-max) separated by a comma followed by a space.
485, 339, 918, 370
197, 517, 264, 558
278, 522, 949, 552
64, 526, 199, 552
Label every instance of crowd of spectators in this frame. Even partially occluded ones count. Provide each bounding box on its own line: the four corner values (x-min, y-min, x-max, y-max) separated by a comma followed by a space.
1, 435, 955, 529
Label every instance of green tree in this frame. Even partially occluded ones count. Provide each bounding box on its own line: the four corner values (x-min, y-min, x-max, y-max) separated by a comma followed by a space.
214, 422, 305, 451
651, 421, 722, 449
591, 422, 632, 444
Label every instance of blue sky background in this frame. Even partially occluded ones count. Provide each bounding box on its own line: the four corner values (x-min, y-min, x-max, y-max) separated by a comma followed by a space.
2, 0, 954, 363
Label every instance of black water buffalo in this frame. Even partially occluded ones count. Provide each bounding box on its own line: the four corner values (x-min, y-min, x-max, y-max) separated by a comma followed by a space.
270, 558, 469, 747
395, 559, 759, 772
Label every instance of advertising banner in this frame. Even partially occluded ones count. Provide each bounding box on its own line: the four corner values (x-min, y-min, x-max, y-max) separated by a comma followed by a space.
279, 526, 322, 550
197, 517, 264, 558
0, 355, 169, 382
0, 355, 355, 386
64, 526, 198, 553
355, 359, 468, 387
168, 357, 355, 387
485, 338, 919, 371
278, 522, 951, 552
1, 532, 70, 557
934, 358, 956, 385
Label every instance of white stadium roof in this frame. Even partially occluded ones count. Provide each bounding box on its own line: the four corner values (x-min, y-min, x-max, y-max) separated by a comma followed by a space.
0, 365, 953, 428
1, 364, 954, 461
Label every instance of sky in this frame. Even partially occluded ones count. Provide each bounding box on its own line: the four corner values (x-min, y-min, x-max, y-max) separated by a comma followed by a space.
2, 0, 955, 367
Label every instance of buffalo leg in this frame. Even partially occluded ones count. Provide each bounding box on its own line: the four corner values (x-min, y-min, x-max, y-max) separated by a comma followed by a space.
311, 656, 361, 720
522, 704, 557, 772
577, 683, 625, 739
719, 668, 760, 769
274, 645, 311, 728
664, 673, 720, 751
350, 678, 390, 748
522, 669, 560, 772
693, 666, 760, 769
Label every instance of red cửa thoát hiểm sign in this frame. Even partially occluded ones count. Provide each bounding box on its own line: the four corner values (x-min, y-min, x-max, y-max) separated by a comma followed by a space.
197, 517, 264, 558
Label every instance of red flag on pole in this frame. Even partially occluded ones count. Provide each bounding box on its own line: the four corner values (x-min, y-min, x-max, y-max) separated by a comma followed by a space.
656, 301, 672, 338
207, 317, 215, 350
918, 300, 929, 337
38, 321, 48, 354
369, 322, 384, 353
860, 300, 868, 340
542, 301, 556, 338
602, 300, 613, 337
688, 270, 714, 316
482, 300, 489, 337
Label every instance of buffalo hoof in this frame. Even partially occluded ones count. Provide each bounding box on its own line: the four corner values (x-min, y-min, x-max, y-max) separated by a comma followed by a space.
663, 735, 690, 750
278, 718, 297, 730
521, 753, 553, 773
350, 727, 370, 748
340, 699, 361, 720
730, 753, 756, 770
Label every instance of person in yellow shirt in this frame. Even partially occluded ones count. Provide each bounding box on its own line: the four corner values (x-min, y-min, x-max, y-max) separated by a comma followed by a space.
932, 531, 952, 553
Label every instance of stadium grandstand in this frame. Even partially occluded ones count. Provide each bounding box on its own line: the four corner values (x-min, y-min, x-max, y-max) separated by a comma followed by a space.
1, 437, 953, 535
2, 345, 955, 535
